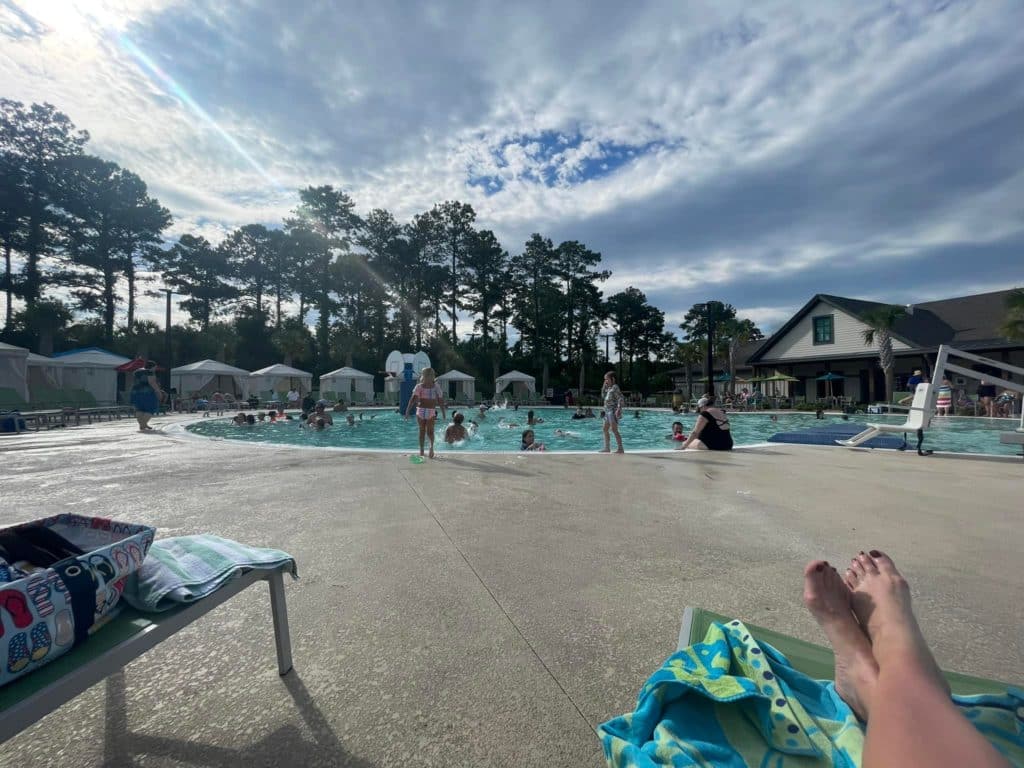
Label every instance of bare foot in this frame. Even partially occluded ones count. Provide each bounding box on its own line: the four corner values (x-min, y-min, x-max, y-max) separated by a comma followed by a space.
803, 560, 877, 720
428, 447, 435, 459
615, 448, 624, 454
845, 551, 949, 695
598, 448, 610, 453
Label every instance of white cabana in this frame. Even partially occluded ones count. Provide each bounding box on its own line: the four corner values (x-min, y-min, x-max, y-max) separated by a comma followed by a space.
0, 342, 30, 402
171, 359, 251, 399
250, 363, 313, 398
26, 353, 65, 399
319, 366, 374, 403
437, 369, 476, 404
494, 370, 536, 399
52, 348, 130, 404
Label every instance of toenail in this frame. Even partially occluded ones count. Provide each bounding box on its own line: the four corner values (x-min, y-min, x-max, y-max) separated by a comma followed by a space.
869, 550, 881, 557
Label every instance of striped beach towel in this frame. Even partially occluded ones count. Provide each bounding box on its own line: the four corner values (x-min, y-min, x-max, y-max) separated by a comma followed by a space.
122, 535, 297, 612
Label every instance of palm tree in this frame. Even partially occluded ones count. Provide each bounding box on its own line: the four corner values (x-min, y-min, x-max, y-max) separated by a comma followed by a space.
722, 318, 762, 396
861, 305, 907, 403
1000, 288, 1024, 341
272, 318, 312, 367
13, 299, 73, 356
674, 340, 703, 400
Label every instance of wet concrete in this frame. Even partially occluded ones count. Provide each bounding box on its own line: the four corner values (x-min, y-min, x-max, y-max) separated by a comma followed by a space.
2, 416, 1021, 766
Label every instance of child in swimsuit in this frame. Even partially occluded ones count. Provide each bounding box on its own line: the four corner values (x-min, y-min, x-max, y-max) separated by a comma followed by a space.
405, 367, 446, 458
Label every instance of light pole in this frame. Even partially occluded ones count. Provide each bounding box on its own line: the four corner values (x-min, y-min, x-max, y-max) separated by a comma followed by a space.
697, 302, 716, 395
600, 332, 613, 366
163, 288, 173, 394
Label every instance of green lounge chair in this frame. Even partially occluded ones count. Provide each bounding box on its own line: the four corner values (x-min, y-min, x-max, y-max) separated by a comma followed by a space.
0, 387, 65, 430
678, 607, 1007, 696
0, 564, 293, 744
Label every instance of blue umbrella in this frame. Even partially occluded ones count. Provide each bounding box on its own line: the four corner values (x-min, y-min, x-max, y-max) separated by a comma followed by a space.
815, 372, 846, 400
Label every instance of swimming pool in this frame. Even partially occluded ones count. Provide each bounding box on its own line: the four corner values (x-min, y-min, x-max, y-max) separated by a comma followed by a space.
183, 408, 1022, 456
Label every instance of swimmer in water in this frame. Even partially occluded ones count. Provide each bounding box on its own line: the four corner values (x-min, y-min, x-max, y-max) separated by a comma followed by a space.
520, 429, 545, 451
667, 421, 687, 442
445, 412, 468, 443
527, 410, 544, 425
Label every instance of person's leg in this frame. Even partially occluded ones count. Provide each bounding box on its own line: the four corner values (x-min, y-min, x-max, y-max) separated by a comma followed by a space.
845, 551, 1008, 768
135, 411, 146, 431
417, 418, 426, 456
802, 560, 877, 720
611, 422, 624, 453
427, 418, 436, 458
600, 419, 611, 452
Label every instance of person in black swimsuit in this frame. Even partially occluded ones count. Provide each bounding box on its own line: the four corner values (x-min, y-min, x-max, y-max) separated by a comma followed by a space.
677, 395, 733, 451
976, 379, 997, 417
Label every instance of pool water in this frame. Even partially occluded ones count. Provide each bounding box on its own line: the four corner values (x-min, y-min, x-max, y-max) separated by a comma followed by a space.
184, 408, 1022, 456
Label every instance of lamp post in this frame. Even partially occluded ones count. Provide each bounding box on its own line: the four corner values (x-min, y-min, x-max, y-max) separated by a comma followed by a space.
600, 332, 614, 366
163, 288, 173, 393
697, 302, 716, 395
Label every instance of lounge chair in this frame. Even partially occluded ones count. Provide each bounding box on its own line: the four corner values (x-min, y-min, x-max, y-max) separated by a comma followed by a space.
837, 383, 932, 452
678, 606, 1005, 696
0, 563, 293, 744
0, 387, 67, 430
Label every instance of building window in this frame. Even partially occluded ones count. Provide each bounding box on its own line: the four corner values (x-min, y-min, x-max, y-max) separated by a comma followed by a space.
812, 315, 834, 345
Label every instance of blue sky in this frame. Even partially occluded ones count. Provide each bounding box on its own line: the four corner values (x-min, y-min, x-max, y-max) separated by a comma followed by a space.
2, 0, 1023, 333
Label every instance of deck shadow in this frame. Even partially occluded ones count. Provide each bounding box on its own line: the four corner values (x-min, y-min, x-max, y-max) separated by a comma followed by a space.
103, 669, 371, 768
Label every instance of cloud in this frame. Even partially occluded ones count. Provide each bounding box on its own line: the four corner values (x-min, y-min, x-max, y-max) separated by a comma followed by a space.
2, 0, 1022, 337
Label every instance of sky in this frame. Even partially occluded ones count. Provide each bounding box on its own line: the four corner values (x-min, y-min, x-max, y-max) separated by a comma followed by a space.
2, 0, 1023, 336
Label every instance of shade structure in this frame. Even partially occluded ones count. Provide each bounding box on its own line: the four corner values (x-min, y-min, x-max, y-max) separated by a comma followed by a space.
171, 359, 251, 399
436, 369, 476, 403
319, 366, 374, 402
495, 370, 535, 398
26, 353, 65, 399
52, 348, 131, 404
0, 342, 29, 402
249, 364, 313, 398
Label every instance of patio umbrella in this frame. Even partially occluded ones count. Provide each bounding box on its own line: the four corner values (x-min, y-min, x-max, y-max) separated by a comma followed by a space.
760, 372, 799, 399
815, 372, 846, 401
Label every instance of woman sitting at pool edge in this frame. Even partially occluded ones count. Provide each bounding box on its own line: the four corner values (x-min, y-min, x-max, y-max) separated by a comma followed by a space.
677, 395, 733, 451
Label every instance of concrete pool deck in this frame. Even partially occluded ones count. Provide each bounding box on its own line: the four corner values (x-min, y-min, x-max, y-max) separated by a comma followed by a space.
3, 415, 1022, 767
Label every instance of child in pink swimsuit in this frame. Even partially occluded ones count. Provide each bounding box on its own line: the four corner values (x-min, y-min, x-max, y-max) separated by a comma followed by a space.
405, 367, 446, 458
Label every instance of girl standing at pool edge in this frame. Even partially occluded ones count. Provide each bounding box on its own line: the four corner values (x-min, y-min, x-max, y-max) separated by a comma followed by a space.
405, 367, 446, 458
600, 371, 625, 453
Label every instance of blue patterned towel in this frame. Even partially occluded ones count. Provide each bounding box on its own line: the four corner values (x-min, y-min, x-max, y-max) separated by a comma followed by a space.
122, 535, 297, 612
599, 620, 1024, 767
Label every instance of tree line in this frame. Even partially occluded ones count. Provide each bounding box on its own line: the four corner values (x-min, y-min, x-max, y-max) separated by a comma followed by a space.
1, 98, 763, 395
